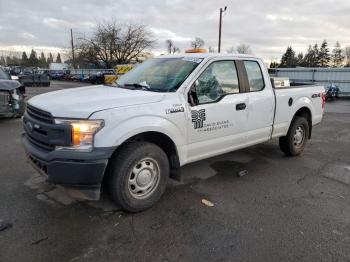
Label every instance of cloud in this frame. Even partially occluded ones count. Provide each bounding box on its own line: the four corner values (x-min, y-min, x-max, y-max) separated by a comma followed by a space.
0, 0, 349, 61
21, 32, 36, 39
150, 28, 191, 42
266, 14, 294, 22
43, 18, 73, 29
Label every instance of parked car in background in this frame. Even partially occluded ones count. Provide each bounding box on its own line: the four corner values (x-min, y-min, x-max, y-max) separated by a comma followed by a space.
0, 68, 25, 117
18, 68, 50, 87
48, 70, 66, 80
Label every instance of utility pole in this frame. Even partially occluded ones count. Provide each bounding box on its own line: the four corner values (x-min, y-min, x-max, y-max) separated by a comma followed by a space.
70, 28, 75, 69
218, 6, 227, 53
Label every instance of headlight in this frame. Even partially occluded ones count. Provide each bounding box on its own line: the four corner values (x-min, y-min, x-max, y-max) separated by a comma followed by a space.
54, 119, 104, 151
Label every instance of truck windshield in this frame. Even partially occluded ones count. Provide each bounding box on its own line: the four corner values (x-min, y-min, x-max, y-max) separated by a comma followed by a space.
116, 57, 202, 92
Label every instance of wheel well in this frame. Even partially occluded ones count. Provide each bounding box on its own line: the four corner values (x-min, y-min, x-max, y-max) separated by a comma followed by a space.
294, 107, 312, 138
114, 132, 181, 180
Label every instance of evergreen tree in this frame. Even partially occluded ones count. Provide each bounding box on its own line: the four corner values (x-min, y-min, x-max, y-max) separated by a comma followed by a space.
21, 52, 28, 66
6, 56, 12, 65
12, 56, 21, 65
56, 53, 62, 63
312, 44, 320, 67
279, 46, 297, 68
303, 45, 313, 67
296, 52, 304, 66
318, 40, 330, 67
47, 53, 54, 65
332, 42, 344, 67
6, 56, 20, 65
269, 61, 279, 68
0, 56, 5, 66
39, 52, 47, 68
28, 49, 38, 66
302, 44, 319, 67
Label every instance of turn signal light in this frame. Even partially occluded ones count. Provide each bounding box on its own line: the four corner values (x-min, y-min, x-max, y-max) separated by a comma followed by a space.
54, 119, 104, 151
321, 92, 326, 110
71, 121, 102, 146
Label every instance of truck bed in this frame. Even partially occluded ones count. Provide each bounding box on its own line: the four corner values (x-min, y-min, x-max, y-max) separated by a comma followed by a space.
272, 85, 325, 138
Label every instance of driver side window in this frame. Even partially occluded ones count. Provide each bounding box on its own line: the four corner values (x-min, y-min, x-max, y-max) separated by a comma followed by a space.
192, 61, 239, 105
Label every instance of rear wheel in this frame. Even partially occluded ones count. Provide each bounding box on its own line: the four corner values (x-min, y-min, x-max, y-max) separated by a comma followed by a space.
106, 142, 169, 212
279, 116, 309, 156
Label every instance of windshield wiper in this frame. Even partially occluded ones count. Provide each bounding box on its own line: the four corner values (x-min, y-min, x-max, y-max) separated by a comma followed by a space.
114, 82, 125, 88
124, 83, 151, 91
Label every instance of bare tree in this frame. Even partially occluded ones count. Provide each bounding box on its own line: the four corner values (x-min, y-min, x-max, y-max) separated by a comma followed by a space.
208, 46, 216, 53
165, 39, 180, 54
166, 39, 174, 54
76, 21, 154, 68
236, 44, 253, 54
191, 37, 205, 49
226, 46, 235, 54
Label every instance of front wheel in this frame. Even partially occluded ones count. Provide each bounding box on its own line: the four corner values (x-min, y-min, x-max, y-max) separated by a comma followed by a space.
279, 116, 309, 156
106, 142, 169, 212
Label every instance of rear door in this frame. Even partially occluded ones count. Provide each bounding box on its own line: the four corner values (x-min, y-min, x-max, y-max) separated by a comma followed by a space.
243, 59, 275, 143
186, 58, 250, 162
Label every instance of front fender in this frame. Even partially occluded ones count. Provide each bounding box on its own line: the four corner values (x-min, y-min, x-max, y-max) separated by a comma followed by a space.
91, 109, 187, 162
113, 115, 186, 147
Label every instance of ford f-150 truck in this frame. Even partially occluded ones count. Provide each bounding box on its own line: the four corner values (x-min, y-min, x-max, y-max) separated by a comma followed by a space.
22, 52, 325, 212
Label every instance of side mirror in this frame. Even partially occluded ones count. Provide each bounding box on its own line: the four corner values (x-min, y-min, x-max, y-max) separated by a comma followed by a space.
188, 82, 199, 106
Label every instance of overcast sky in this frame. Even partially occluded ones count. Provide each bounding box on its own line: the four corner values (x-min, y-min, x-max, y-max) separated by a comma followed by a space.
0, 0, 349, 62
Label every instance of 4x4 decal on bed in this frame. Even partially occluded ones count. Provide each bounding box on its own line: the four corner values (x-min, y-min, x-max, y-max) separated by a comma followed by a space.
191, 109, 206, 129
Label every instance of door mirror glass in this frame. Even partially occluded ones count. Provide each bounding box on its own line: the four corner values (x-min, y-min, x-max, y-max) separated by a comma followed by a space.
188, 82, 199, 106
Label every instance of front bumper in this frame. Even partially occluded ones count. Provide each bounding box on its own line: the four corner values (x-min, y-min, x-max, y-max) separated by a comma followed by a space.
22, 134, 115, 200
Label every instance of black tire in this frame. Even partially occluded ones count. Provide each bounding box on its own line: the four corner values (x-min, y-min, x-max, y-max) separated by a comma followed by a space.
279, 116, 309, 156
106, 142, 169, 212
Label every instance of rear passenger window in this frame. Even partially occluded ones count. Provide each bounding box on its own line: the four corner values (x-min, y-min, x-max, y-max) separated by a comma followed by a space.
244, 61, 265, 91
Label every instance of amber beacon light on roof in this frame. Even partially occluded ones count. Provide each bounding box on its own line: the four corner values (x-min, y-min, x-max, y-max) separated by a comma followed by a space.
185, 48, 208, 53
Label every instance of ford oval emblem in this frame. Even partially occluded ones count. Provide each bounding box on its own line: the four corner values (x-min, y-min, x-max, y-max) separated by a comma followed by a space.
26, 121, 33, 132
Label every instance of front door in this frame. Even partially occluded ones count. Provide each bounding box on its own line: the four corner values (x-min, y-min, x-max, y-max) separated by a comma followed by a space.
186, 59, 249, 163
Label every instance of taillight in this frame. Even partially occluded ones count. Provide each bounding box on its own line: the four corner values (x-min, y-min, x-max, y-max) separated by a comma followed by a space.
321, 92, 326, 110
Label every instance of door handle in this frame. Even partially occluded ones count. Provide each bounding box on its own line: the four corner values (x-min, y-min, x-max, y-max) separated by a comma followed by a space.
236, 103, 246, 111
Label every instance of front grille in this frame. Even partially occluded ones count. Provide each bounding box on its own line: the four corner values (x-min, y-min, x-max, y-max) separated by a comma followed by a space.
0, 92, 9, 105
24, 104, 55, 152
26, 133, 55, 152
26, 104, 53, 124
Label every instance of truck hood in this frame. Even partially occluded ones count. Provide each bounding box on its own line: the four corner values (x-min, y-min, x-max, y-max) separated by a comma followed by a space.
28, 85, 165, 118
0, 80, 21, 91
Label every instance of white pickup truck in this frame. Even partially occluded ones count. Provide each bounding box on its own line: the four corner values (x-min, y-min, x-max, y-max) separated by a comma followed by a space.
22, 52, 325, 212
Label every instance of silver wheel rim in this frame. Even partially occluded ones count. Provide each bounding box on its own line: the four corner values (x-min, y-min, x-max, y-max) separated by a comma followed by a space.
128, 158, 160, 199
293, 126, 305, 148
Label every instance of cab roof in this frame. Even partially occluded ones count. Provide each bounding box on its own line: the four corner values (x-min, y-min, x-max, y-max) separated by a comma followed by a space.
158, 52, 258, 60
